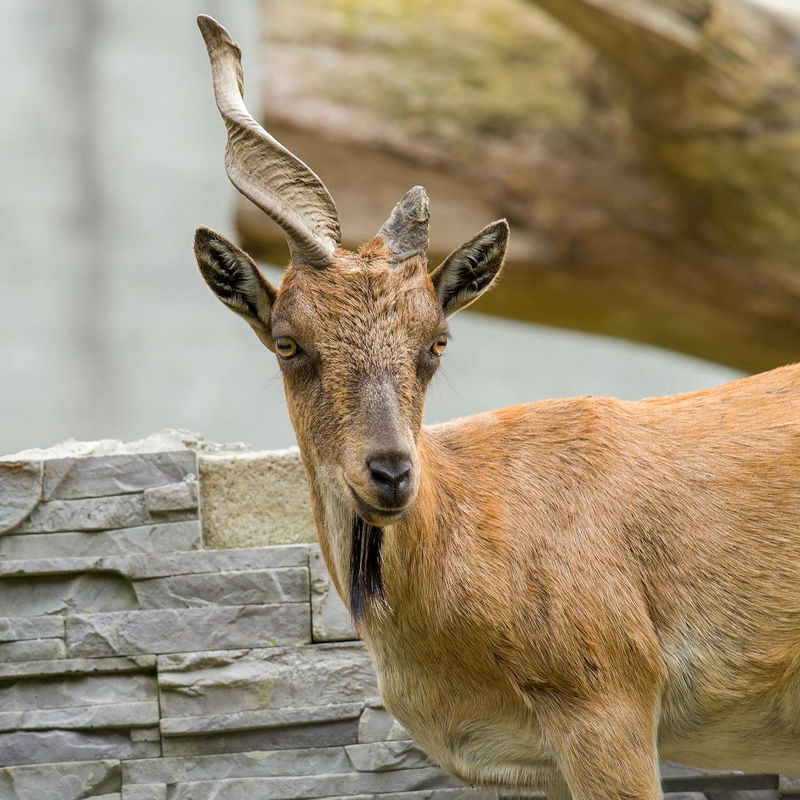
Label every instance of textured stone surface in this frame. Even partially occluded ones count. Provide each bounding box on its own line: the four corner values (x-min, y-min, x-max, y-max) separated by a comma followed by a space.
144, 480, 198, 514
0, 521, 202, 560
133, 567, 308, 609
123, 747, 354, 783
199, 450, 316, 548
0, 654, 154, 679
159, 767, 458, 799
0, 700, 159, 731
160, 702, 363, 737
158, 643, 375, 718
0, 545, 307, 579
0, 759, 121, 799
0, 615, 64, 641
0, 729, 160, 766
345, 741, 431, 772
42, 451, 197, 500
161, 718, 360, 756
310, 544, 356, 642
0, 572, 136, 616
358, 706, 410, 743
130, 727, 161, 743
0, 460, 42, 533
378, 793, 495, 799
122, 786, 167, 800
314, 793, 492, 800
659, 762, 778, 794
66, 604, 310, 656
0, 673, 156, 712
0, 637, 66, 662
782, 775, 800, 793
110, 545, 307, 579
12, 495, 151, 534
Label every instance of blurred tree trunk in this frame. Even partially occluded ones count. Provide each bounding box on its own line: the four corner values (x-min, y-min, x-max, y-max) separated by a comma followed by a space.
241, 0, 800, 372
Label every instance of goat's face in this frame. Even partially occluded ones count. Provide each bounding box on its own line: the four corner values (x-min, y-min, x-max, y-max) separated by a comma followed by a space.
272, 248, 441, 524
194, 218, 508, 526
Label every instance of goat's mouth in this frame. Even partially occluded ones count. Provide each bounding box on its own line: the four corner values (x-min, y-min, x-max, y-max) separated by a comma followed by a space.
346, 484, 409, 526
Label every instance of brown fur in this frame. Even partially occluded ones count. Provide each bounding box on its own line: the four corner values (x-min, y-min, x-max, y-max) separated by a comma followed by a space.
196, 234, 800, 800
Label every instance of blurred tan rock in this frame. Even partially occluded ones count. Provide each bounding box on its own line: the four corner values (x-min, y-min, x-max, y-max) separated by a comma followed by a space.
199, 449, 316, 548
242, 0, 800, 372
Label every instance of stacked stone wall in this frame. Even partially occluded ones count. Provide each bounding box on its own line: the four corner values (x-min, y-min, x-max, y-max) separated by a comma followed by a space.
0, 435, 792, 799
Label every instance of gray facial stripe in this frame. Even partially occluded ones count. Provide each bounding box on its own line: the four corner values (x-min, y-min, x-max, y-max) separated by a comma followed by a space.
361, 379, 408, 451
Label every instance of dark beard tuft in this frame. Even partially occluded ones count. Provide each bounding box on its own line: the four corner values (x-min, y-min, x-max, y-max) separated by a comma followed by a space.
349, 514, 387, 623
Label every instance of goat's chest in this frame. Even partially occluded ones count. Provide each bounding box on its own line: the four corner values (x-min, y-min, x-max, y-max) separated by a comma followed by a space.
364, 628, 556, 790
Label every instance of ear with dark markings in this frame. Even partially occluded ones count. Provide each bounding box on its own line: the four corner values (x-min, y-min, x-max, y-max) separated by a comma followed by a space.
430, 220, 509, 316
193, 226, 277, 350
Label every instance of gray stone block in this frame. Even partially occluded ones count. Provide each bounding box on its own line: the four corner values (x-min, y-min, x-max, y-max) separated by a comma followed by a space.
0, 759, 121, 799
129, 727, 160, 743
161, 718, 360, 757
781, 776, 800, 794
315, 794, 492, 800
661, 771, 778, 794
42, 451, 197, 500
0, 673, 156, 712
122, 787, 167, 800
0, 460, 42, 533
380, 793, 495, 800
200, 449, 316, 548
0, 729, 159, 766
0, 545, 307, 579
110, 545, 307, 579
0, 615, 64, 642
12, 495, 150, 534
0, 521, 202, 560
0, 638, 66, 663
310, 544, 356, 642
133, 567, 309, 609
345, 741, 432, 772
66, 603, 310, 656
661, 795, 708, 800
158, 643, 375, 719
144, 480, 198, 514
358, 706, 409, 743
123, 747, 354, 784
0, 654, 154, 679
160, 702, 363, 737
703, 793, 779, 800
0, 556, 104, 577
161, 767, 458, 799
0, 700, 159, 731
0, 571, 136, 616
84, 794, 122, 800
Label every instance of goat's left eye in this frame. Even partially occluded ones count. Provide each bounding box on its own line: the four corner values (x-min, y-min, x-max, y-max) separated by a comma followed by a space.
430, 336, 448, 357
275, 337, 299, 359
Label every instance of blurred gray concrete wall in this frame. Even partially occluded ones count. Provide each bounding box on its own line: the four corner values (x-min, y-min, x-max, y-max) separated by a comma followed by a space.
0, 0, 741, 456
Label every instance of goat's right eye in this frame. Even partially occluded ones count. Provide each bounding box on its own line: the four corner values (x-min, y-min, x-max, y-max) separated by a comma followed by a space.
275, 337, 299, 359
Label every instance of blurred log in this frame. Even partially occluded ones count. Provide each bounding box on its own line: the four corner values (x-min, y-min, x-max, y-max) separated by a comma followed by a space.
239, 0, 800, 372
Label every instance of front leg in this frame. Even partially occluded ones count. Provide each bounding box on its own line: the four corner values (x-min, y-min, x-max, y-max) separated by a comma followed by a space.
537, 693, 662, 800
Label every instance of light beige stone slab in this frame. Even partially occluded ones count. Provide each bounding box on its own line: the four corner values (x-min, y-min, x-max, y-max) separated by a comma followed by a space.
199, 449, 316, 548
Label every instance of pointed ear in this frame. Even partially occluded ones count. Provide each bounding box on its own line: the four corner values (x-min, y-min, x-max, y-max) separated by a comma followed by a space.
429, 220, 508, 316
193, 226, 277, 349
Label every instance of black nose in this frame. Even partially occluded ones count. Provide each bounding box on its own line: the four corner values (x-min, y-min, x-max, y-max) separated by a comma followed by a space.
367, 452, 412, 506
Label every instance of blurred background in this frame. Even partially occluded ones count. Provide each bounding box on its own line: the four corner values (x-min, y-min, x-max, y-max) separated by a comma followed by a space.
2, 0, 799, 455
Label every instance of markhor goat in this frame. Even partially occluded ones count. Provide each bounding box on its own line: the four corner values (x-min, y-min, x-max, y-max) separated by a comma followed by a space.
193, 15, 800, 799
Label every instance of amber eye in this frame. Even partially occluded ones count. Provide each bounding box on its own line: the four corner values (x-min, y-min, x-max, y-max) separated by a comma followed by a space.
275, 337, 299, 359
430, 336, 448, 357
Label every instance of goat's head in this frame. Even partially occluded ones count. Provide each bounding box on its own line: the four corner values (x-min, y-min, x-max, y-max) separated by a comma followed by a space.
194, 16, 508, 526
